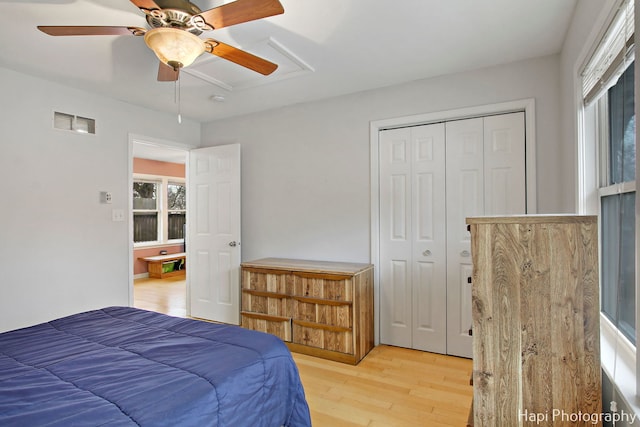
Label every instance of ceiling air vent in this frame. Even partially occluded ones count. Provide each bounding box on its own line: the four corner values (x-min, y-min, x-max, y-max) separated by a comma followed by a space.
53, 111, 96, 134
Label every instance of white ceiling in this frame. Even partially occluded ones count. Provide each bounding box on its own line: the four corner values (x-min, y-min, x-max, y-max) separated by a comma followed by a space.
0, 0, 577, 125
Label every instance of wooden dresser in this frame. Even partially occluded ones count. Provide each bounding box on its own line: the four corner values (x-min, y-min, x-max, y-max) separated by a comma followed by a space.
466, 215, 601, 427
240, 258, 374, 364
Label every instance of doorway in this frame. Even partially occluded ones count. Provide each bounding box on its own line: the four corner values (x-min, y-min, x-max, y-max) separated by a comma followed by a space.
130, 138, 189, 316
370, 99, 537, 358
128, 138, 243, 325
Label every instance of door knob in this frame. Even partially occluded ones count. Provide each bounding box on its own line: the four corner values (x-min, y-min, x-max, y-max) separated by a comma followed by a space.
422, 249, 432, 257
460, 250, 470, 257
228, 241, 239, 247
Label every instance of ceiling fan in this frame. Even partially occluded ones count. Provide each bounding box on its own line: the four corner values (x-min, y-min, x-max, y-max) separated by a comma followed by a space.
37, 0, 284, 82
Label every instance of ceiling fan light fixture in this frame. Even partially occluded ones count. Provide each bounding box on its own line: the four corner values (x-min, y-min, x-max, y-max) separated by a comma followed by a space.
144, 27, 205, 69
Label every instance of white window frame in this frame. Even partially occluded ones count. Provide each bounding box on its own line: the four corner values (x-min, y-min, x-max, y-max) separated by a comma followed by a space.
166, 181, 186, 242
576, 0, 638, 414
133, 178, 161, 246
581, 69, 640, 425
133, 173, 186, 247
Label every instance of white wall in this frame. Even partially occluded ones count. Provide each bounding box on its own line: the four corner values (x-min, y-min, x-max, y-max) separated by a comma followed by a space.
0, 66, 200, 332
0, 32, 573, 332
202, 54, 565, 264
559, 0, 618, 213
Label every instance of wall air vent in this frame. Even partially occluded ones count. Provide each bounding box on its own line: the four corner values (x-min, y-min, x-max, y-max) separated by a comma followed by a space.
53, 111, 96, 134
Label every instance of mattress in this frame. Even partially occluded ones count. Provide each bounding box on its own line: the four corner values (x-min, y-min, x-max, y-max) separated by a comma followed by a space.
0, 306, 311, 426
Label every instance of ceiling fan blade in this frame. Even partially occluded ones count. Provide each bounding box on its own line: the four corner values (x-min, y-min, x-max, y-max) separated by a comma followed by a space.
157, 62, 179, 82
205, 39, 277, 75
38, 26, 145, 36
129, 0, 162, 12
198, 0, 284, 30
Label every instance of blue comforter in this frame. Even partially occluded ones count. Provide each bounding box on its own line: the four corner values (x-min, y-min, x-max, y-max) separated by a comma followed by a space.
0, 307, 311, 426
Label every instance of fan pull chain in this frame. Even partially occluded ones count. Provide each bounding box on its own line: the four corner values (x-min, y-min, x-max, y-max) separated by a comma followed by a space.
174, 72, 182, 124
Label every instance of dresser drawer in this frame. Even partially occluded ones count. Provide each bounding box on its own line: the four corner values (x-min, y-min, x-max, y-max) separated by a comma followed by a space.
242, 267, 291, 294
292, 273, 352, 301
241, 289, 290, 317
292, 320, 353, 354
292, 296, 352, 328
241, 312, 292, 342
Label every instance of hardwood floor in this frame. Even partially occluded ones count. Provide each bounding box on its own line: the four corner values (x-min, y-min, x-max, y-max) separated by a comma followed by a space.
294, 347, 473, 426
133, 276, 186, 318
133, 277, 473, 426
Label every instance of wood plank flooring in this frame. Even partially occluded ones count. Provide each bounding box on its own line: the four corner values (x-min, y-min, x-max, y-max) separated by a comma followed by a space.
133, 277, 473, 426
133, 276, 186, 318
294, 347, 473, 426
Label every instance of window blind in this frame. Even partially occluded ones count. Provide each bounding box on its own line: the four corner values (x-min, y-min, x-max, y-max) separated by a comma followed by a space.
582, 0, 634, 106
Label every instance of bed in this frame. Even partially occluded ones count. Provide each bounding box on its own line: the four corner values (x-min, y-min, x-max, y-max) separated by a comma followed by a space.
0, 306, 311, 426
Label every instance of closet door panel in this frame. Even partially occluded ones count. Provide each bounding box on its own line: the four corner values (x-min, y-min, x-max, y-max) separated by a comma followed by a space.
411, 124, 447, 353
379, 128, 413, 347
484, 112, 526, 214
379, 124, 447, 352
445, 117, 484, 358
378, 113, 527, 358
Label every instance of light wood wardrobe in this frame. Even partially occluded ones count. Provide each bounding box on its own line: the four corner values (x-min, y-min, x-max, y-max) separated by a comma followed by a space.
466, 215, 601, 427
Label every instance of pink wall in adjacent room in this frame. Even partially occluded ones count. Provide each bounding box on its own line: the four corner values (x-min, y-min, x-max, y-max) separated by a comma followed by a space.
133, 157, 185, 276
133, 157, 185, 177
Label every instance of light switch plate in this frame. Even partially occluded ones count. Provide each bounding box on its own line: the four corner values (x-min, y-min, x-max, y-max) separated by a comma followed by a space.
112, 209, 125, 222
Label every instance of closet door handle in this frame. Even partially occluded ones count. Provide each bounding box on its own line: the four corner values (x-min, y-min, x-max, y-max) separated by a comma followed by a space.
460, 250, 470, 257
422, 250, 432, 257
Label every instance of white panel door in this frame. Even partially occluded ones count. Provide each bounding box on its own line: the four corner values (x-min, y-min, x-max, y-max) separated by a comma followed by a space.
444, 113, 526, 358
379, 123, 447, 353
445, 118, 485, 358
380, 127, 413, 348
411, 124, 447, 352
483, 112, 526, 214
188, 144, 241, 324
378, 112, 526, 358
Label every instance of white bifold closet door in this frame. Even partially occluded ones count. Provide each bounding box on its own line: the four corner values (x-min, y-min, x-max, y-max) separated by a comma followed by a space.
379, 122, 448, 353
379, 112, 526, 357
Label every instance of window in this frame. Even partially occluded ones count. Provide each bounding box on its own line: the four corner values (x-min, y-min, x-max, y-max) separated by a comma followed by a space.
582, 0, 636, 347
133, 177, 186, 245
598, 62, 636, 345
133, 181, 159, 243
167, 182, 186, 240
579, 0, 638, 411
